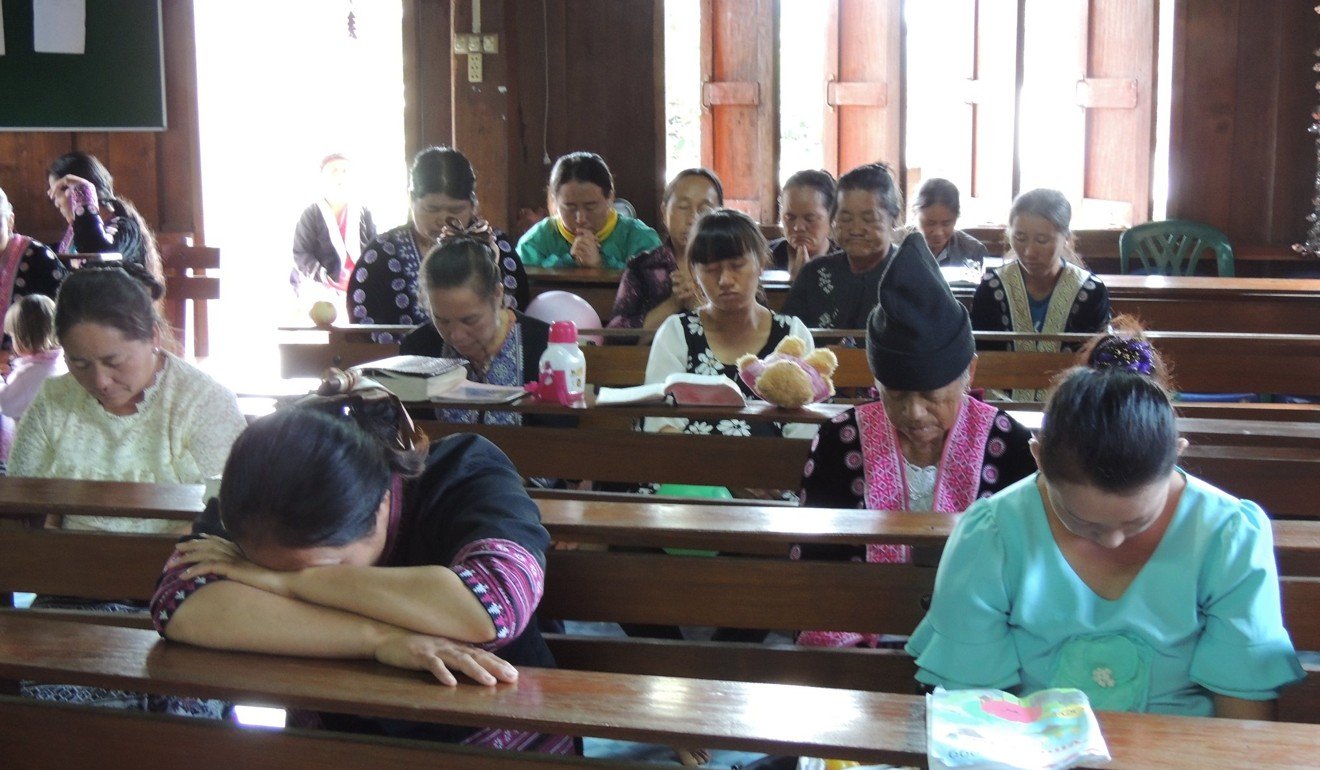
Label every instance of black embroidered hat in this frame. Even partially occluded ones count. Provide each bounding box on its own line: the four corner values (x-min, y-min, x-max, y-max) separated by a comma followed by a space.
865, 232, 975, 391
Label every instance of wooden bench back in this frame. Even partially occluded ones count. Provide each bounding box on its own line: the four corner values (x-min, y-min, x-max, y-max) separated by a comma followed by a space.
417, 421, 811, 489
161, 244, 220, 359
2, 481, 1318, 723
411, 420, 1320, 519
1, 696, 599, 770
280, 332, 1320, 396
0, 524, 1317, 723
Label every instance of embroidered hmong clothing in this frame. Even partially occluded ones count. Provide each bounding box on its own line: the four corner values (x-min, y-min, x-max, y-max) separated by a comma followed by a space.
970, 260, 1111, 400
781, 247, 895, 330
436, 323, 525, 426
607, 241, 677, 329
152, 434, 572, 752
0, 234, 65, 321
348, 224, 528, 343
795, 397, 1035, 649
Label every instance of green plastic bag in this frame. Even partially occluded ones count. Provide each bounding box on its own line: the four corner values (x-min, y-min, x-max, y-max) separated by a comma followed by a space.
654, 483, 729, 557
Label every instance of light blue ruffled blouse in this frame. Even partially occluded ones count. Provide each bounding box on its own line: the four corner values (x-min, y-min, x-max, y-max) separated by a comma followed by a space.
906, 472, 1305, 716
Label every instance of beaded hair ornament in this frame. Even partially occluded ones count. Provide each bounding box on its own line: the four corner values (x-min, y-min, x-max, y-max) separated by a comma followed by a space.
1087, 335, 1155, 376
439, 217, 498, 254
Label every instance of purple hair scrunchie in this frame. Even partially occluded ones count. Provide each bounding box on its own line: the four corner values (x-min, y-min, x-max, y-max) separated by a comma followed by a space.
1088, 336, 1155, 376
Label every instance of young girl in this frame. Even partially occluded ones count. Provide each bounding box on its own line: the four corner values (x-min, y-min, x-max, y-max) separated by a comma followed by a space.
906, 321, 1305, 717
643, 208, 813, 440
0, 294, 64, 462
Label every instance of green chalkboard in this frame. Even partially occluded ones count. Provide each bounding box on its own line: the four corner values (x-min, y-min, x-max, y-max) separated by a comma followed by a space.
0, 0, 164, 130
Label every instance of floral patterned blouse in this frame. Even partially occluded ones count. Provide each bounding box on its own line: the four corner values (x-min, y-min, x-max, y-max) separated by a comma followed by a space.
642, 310, 813, 439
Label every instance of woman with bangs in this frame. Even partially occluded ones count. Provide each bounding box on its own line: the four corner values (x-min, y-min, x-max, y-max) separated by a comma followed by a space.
642, 208, 813, 441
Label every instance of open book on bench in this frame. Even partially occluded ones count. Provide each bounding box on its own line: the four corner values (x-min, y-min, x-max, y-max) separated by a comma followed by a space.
350, 355, 525, 404
596, 373, 746, 407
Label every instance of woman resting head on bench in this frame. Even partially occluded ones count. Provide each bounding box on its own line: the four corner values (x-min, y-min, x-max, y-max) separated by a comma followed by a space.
151, 389, 574, 752
906, 320, 1306, 719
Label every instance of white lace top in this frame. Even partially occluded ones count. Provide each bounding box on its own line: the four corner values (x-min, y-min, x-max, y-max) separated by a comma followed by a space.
9, 352, 247, 533
904, 460, 938, 512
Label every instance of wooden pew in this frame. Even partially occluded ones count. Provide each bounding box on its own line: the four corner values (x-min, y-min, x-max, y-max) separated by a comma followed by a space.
1, 696, 617, 770
0, 482, 1316, 723
411, 420, 1320, 519
521, 265, 1320, 334
9, 616, 1318, 768
278, 328, 1320, 399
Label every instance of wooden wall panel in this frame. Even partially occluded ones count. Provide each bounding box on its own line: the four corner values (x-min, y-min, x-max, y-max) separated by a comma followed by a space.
406, 0, 663, 234
402, 0, 454, 154
1168, 0, 1314, 249
0, 0, 202, 246
451, 0, 512, 232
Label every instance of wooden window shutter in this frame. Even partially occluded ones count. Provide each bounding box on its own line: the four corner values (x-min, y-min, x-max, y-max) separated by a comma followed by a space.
968, 0, 1021, 221
824, 0, 903, 179
1077, 0, 1157, 226
701, 0, 778, 222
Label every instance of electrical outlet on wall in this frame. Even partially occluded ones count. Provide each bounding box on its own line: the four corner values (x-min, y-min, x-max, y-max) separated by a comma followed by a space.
468, 53, 483, 82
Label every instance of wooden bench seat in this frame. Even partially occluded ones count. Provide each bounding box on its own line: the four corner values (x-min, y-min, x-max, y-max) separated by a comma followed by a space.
1, 479, 1317, 725
3, 614, 1318, 768
1, 696, 614, 770
409, 420, 1320, 519
278, 329, 1320, 398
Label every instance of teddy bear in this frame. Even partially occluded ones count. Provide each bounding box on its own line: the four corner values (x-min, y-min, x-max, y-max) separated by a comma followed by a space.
736, 336, 838, 409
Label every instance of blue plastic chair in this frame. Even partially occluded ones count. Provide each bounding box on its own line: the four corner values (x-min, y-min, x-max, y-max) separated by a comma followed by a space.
1118, 220, 1235, 277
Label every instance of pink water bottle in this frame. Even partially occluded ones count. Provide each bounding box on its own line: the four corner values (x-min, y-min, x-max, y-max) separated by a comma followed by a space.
537, 321, 587, 405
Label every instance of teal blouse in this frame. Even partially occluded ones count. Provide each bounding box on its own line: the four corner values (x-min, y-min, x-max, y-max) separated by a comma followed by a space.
515, 215, 661, 270
906, 473, 1305, 716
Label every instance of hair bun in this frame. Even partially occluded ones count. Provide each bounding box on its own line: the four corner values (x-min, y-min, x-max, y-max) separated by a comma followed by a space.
76, 260, 166, 300
438, 217, 498, 254
1088, 336, 1155, 376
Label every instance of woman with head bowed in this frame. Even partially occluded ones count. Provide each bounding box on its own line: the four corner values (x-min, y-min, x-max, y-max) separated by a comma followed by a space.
607, 167, 723, 331
906, 319, 1304, 718
10, 262, 246, 714
399, 224, 551, 426
152, 393, 573, 752
46, 151, 162, 278
795, 235, 1037, 648
912, 177, 989, 268
971, 188, 1111, 400
10, 264, 246, 534
782, 162, 902, 330
349, 147, 527, 342
643, 208, 813, 442
516, 151, 662, 270
767, 169, 839, 281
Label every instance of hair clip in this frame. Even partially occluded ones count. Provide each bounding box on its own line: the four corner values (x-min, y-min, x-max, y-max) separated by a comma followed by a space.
439, 217, 498, 253
1089, 336, 1154, 376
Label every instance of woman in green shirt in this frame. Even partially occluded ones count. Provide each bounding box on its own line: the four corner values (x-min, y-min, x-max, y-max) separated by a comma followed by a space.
516, 151, 661, 270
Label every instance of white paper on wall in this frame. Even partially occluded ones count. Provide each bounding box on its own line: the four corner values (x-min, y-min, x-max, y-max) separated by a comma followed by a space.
33, 0, 86, 55
0, 2, 7, 55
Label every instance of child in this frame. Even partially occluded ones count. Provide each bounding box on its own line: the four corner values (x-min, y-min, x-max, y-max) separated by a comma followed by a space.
0, 294, 64, 462
906, 320, 1305, 718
